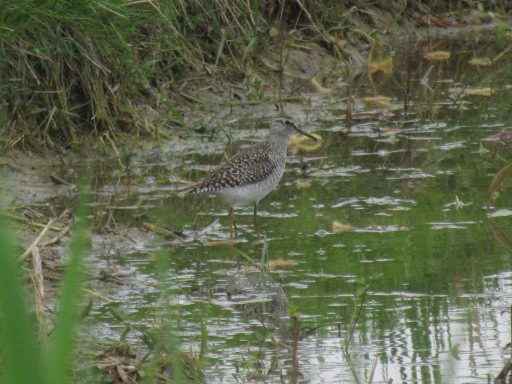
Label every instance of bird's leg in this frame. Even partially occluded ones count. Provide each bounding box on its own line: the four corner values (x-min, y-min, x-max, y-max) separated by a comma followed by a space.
253, 202, 261, 235
229, 207, 238, 238
193, 214, 199, 230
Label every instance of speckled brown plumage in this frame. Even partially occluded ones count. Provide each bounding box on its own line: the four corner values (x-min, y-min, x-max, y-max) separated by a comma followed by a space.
188, 115, 316, 209
189, 141, 279, 193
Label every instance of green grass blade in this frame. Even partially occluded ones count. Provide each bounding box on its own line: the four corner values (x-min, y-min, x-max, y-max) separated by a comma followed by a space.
488, 162, 512, 207
489, 218, 512, 251
43, 185, 90, 384
0, 209, 43, 384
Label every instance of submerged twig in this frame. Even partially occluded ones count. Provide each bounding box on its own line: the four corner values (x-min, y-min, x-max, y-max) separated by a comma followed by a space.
50, 174, 76, 187
30, 246, 47, 337
142, 222, 185, 240
19, 209, 72, 261
19, 218, 57, 262
42, 224, 72, 247
1, 212, 62, 231
495, 359, 512, 383
344, 287, 367, 351
289, 314, 301, 382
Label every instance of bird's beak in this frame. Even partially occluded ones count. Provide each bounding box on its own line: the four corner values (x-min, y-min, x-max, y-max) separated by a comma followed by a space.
292, 124, 318, 141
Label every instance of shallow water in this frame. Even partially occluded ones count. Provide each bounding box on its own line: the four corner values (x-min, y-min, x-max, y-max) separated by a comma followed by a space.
45, 38, 512, 383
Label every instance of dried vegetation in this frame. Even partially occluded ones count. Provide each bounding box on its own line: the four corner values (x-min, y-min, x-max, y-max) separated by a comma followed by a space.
0, 0, 510, 150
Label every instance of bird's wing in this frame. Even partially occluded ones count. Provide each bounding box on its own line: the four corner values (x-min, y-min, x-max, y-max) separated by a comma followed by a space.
191, 144, 277, 192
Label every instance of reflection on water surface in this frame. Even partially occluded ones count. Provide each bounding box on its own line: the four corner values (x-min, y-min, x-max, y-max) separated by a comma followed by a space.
68, 38, 512, 383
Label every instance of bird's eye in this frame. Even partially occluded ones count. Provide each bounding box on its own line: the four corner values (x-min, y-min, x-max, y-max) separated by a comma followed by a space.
284, 120, 291, 125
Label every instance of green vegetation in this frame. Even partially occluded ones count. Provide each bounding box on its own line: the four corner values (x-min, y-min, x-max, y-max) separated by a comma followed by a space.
2, 1, 512, 383
2, 0, 509, 150
0, 191, 200, 383
0, 189, 88, 384
0, 0, 190, 149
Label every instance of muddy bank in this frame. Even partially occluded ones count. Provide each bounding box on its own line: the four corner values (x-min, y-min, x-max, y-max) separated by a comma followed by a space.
1, 10, 512, 382
2, 7, 511, 264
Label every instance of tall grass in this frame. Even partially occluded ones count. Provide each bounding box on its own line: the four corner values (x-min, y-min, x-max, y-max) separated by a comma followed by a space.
0, 0, 366, 150
0, 0, 193, 149
0, 0, 278, 150
1, 0, 507, 150
0, 188, 89, 384
0, 211, 43, 383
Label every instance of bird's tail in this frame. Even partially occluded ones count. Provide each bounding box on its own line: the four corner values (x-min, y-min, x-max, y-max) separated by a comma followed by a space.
176, 186, 194, 197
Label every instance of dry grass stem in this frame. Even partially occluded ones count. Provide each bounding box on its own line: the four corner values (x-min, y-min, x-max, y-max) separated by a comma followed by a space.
19, 218, 57, 262
30, 246, 47, 337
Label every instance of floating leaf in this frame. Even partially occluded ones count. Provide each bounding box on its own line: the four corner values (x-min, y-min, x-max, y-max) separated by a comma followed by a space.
309, 77, 332, 94
488, 163, 512, 207
464, 87, 492, 96
377, 126, 397, 134
332, 220, 352, 233
468, 57, 492, 67
367, 58, 393, 75
360, 96, 392, 105
267, 259, 294, 270
424, 51, 451, 61
295, 180, 311, 189
288, 133, 323, 155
